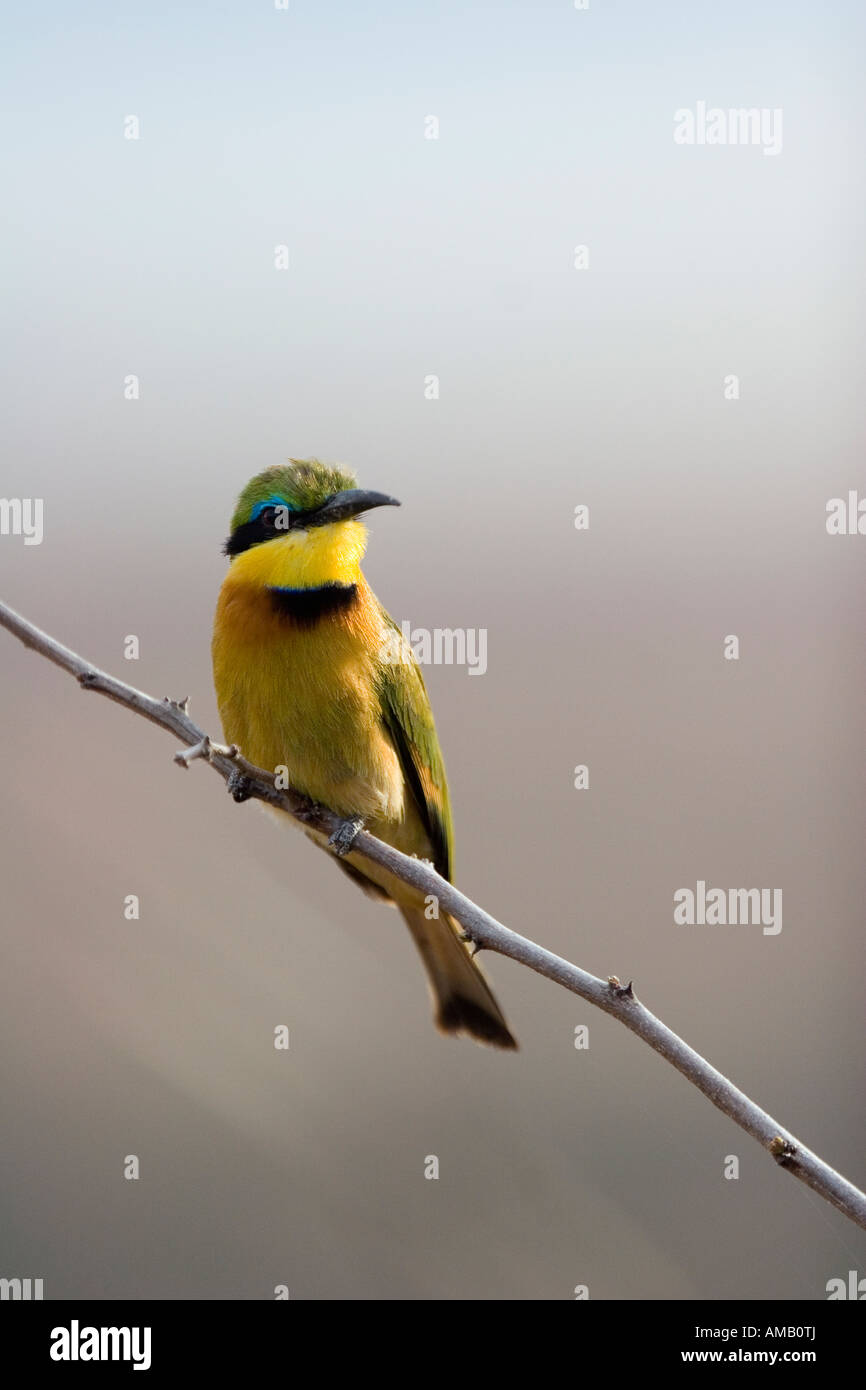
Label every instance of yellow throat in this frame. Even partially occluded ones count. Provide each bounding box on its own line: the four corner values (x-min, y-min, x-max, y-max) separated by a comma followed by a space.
224, 518, 368, 592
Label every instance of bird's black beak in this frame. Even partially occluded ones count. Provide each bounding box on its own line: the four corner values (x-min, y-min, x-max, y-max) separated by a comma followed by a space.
308, 489, 401, 526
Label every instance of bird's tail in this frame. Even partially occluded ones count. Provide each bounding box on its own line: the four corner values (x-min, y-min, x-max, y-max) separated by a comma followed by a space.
399, 907, 518, 1049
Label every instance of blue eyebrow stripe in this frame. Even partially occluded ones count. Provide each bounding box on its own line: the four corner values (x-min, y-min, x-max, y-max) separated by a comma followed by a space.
251, 494, 294, 521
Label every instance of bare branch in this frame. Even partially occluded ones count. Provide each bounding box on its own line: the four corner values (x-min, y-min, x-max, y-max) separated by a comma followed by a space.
2, 596, 864, 1232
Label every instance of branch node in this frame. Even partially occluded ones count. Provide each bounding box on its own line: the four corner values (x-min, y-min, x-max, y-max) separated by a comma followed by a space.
608, 975, 635, 1000
174, 735, 211, 768
78, 671, 99, 689
165, 695, 191, 713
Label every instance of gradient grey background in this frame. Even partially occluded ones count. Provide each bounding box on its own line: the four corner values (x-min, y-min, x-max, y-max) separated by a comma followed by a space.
1, 1, 864, 1299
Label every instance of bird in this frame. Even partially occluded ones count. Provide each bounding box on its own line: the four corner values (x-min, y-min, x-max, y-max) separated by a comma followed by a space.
211, 458, 517, 1049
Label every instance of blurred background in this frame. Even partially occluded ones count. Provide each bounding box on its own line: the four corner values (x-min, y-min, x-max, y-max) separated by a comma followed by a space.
1, 0, 864, 1299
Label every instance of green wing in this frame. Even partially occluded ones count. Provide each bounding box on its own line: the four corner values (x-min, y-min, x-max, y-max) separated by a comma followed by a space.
376, 608, 455, 882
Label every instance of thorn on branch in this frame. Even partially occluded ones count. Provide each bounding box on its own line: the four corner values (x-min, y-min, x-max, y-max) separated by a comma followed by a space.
174, 735, 212, 768
608, 975, 635, 1000
164, 695, 190, 714
769, 1136, 797, 1166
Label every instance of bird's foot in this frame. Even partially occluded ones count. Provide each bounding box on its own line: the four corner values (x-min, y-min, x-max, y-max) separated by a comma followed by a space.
458, 929, 484, 957
227, 768, 254, 803
328, 817, 365, 856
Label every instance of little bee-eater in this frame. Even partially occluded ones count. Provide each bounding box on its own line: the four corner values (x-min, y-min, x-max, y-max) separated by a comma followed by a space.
212, 460, 517, 1049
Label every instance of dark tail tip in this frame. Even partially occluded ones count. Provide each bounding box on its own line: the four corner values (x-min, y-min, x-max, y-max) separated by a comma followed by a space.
437, 995, 519, 1050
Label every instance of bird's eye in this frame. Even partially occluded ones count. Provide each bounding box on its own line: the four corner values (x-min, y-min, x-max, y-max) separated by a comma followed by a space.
258, 506, 277, 528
